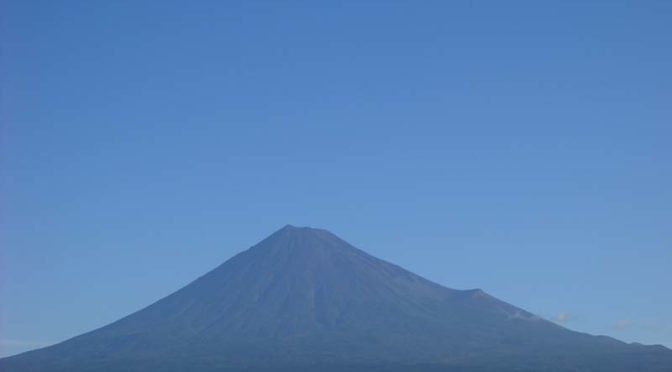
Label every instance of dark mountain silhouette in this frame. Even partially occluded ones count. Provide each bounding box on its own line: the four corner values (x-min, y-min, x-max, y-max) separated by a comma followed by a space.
2, 225, 671, 371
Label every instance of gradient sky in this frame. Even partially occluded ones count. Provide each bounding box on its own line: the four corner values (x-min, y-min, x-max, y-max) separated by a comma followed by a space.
1, 0, 671, 358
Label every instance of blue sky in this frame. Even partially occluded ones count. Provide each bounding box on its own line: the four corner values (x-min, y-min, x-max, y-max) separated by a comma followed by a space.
1, 0, 671, 357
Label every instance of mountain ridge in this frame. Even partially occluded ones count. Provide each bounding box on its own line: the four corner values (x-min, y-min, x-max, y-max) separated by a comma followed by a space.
2, 225, 671, 371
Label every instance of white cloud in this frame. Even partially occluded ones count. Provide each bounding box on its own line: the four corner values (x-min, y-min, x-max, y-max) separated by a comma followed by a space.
612, 320, 632, 331
553, 312, 571, 324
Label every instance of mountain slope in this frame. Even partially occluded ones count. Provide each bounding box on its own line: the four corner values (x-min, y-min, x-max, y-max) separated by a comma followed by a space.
2, 225, 671, 371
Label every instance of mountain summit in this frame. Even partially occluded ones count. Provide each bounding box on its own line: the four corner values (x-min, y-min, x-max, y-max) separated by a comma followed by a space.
2, 226, 671, 371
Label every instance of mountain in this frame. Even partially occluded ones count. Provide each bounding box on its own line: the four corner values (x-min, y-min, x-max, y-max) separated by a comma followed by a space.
2, 225, 671, 371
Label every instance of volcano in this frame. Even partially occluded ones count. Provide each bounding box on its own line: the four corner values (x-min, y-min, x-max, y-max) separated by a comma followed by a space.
2, 225, 671, 371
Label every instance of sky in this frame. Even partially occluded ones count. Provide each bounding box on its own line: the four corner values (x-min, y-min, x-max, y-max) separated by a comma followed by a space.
1, 0, 671, 358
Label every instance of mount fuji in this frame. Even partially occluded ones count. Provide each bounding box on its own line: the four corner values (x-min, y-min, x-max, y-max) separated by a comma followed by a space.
2, 225, 671, 371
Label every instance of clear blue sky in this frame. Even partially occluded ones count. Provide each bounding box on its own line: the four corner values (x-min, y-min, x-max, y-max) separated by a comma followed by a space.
1, 0, 671, 358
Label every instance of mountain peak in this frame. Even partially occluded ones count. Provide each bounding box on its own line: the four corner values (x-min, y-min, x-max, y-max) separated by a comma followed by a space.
261, 224, 348, 252
278, 224, 328, 234
280, 223, 300, 230
240, 225, 361, 269
277, 224, 321, 234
